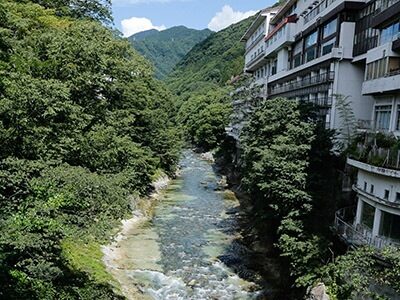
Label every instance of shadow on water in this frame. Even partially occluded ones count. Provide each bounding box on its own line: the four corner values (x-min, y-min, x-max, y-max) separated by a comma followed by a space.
125, 150, 274, 299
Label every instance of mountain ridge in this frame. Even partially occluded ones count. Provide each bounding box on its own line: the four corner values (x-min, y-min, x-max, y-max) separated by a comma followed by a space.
128, 26, 213, 79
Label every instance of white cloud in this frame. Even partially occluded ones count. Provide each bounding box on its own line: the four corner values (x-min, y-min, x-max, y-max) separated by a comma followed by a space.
208, 5, 257, 32
121, 17, 166, 37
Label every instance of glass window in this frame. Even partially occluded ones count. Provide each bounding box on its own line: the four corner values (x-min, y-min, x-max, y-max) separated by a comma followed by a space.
361, 202, 375, 229
293, 54, 302, 67
321, 37, 336, 55
305, 31, 318, 47
370, 184, 375, 194
380, 21, 400, 45
364, 181, 367, 191
384, 189, 390, 200
375, 105, 392, 131
323, 18, 337, 38
396, 105, 400, 130
396, 192, 400, 202
381, 211, 400, 240
305, 47, 317, 62
388, 57, 400, 75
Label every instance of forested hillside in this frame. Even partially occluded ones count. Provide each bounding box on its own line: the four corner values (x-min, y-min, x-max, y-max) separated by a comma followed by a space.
129, 26, 212, 79
166, 16, 255, 150
0, 0, 181, 298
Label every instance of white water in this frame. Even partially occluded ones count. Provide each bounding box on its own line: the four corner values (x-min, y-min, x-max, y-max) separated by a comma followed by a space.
106, 150, 262, 299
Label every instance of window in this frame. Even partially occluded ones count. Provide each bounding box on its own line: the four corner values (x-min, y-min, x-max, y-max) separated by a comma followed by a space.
271, 59, 277, 75
323, 18, 337, 38
304, 31, 318, 63
321, 37, 336, 55
396, 192, 400, 202
380, 20, 400, 45
364, 181, 367, 191
305, 31, 318, 48
361, 202, 375, 229
396, 105, 400, 131
365, 58, 389, 80
381, 211, 400, 240
384, 189, 390, 200
388, 57, 400, 75
292, 41, 303, 68
370, 184, 374, 194
374, 105, 392, 131
305, 47, 317, 62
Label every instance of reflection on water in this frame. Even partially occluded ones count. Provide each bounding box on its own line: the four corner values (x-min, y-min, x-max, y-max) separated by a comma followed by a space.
126, 150, 261, 299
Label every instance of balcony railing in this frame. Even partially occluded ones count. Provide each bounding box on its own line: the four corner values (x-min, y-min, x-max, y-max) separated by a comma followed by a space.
303, 0, 338, 24
246, 34, 265, 52
300, 97, 333, 107
350, 142, 400, 170
385, 68, 400, 77
245, 51, 265, 68
375, 0, 400, 14
334, 207, 400, 250
268, 71, 334, 96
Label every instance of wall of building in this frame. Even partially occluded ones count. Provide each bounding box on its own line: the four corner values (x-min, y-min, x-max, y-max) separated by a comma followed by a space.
357, 169, 400, 205
331, 61, 375, 130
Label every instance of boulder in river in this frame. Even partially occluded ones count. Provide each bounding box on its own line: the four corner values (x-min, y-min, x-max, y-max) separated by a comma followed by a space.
307, 283, 330, 300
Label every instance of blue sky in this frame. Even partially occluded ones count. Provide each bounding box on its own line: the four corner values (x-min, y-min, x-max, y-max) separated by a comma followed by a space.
112, 0, 276, 37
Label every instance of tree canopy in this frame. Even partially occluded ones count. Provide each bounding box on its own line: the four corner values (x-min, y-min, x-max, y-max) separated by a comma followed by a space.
0, 0, 181, 298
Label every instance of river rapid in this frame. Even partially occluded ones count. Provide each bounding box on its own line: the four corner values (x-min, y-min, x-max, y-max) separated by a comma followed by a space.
105, 150, 266, 300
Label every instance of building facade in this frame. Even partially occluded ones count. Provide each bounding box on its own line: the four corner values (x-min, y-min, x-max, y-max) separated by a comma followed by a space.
237, 0, 400, 250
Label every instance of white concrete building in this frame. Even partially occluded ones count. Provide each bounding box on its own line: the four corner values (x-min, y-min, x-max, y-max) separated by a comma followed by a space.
334, 1, 400, 250
236, 0, 400, 250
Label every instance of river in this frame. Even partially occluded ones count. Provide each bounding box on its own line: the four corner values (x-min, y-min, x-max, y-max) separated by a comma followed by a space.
106, 150, 265, 299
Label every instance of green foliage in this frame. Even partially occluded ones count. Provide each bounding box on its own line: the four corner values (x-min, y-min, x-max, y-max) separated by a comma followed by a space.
129, 26, 212, 79
167, 17, 255, 98
61, 238, 116, 286
240, 98, 338, 291
177, 88, 232, 150
16, 0, 113, 23
319, 246, 400, 299
0, 0, 181, 298
166, 16, 255, 149
241, 98, 315, 219
334, 94, 356, 146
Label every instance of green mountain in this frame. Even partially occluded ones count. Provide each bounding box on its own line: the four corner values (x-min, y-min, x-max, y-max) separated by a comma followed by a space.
128, 26, 212, 79
167, 17, 255, 98
166, 16, 256, 150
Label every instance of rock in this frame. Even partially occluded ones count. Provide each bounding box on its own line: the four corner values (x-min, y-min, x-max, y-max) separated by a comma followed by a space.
188, 279, 196, 287
200, 152, 215, 162
307, 283, 330, 300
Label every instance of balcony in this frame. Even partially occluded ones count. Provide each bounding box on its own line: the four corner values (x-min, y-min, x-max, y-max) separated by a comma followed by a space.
268, 71, 334, 96
245, 33, 266, 53
303, 0, 338, 24
348, 142, 400, 172
334, 207, 400, 250
264, 22, 296, 58
362, 71, 400, 95
371, 0, 400, 29
245, 51, 265, 71
264, 15, 296, 58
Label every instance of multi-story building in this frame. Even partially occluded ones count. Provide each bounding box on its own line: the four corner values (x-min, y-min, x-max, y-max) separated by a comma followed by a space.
234, 0, 400, 250
226, 7, 280, 141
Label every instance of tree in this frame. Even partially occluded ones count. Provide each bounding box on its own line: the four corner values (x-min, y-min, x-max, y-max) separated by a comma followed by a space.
335, 94, 356, 146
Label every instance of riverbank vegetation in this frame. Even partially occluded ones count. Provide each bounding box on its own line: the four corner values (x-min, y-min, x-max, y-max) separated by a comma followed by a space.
214, 91, 400, 298
0, 1, 181, 298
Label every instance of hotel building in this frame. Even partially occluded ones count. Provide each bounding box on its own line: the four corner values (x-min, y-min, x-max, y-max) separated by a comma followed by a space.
234, 0, 400, 249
